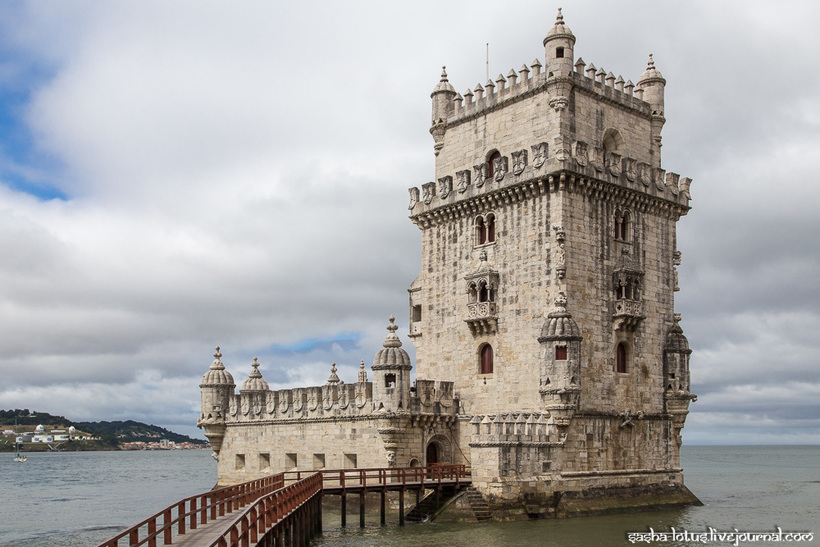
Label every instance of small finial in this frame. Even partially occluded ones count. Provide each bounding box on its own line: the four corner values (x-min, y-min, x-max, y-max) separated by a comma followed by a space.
647, 54, 655, 69
358, 360, 368, 383
326, 362, 340, 385
213, 346, 222, 360
440, 66, 448, 81
387, 315, 398, 333
479, 250, 488, 262
556, 7, 564, 23
249, 357, 263, 378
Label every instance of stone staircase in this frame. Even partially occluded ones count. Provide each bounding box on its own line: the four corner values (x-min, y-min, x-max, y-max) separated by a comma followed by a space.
464, 487, 492, 521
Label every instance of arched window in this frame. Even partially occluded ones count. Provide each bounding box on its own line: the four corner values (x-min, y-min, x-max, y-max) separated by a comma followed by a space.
616, 343, 627, 373
487, 150, 501, 178
614, 210, 630, 241
478, 282, 488, 302
468, 283, 478, 303
486, 213, 496, 243
603, 128, 623, 155
480, 344, 494, 374
476, 217, 486, 245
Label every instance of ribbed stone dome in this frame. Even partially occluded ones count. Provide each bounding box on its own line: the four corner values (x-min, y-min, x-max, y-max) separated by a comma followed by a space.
200, 347, 235, 387
240, 357, 269, 392
431, 66, 456, 96
637, 54, 666, 87
539, 292, 582, 341
372, 316, 412, 370
664, 322, 691, 353
543, 8, 576, 45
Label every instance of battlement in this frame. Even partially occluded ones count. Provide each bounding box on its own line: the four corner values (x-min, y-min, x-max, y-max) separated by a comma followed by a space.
447, 57, 649, 126
217, 376, 457, 423
408, 142, 692, 221
468, 412, 565, 447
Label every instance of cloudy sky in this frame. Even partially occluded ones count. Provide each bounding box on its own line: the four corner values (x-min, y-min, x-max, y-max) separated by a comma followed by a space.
0, 1, 817, 445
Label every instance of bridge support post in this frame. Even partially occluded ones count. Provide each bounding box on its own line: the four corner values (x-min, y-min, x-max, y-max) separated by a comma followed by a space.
340, 493, 347, 527
399, 488, 405, 526
380, 490, 386, 526
359, 492, 366, 528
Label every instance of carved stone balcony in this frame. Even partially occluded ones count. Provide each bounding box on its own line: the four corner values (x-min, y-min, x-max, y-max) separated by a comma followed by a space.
465, 302, 498, 335
613, 298, 644, 331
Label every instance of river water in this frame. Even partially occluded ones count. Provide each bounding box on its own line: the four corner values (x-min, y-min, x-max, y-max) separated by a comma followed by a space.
1, 446, 817, 546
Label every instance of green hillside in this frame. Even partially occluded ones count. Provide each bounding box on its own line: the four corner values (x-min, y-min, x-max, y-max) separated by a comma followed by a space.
0, 409, 206, 447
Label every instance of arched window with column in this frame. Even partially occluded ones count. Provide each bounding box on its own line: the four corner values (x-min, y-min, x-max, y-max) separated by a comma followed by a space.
479, 344, 494, 374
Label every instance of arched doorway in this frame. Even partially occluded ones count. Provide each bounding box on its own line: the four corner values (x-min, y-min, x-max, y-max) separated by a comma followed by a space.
426, 442, 439, 466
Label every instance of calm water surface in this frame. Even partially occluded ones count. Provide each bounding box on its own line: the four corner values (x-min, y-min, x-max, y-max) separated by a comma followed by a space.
1, 446, 817, 546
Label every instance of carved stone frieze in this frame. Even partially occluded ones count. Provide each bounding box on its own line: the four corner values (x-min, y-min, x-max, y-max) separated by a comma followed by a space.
473, 163, 488, 187
408, 187, 419, 210
422, 181, 436, 204
438, 175, 453, 199
512, 149, 528, 175
531, 142, 548, 168
493, 155, 508, 182
456, 169, 471, 193
608, 152, 622, 178
573, 141, 588, 167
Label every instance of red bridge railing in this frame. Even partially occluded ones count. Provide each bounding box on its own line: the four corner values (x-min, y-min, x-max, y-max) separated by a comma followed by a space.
211, 473, 323, 547
98, 473, 284, 547
286, 463, 469, 491
98, 464, 470, 546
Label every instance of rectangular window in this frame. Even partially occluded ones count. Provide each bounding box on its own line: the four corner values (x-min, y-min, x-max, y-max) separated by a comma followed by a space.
385, 373, 396, 388
412, 305, 422, 322
555, 346, 567, 360
259, 453, 270, 471
344, 453, 358, 469
556, 47, 564, 58
235, 454, 245, 470
285, 453, 297, 470
313, 453, 326, 470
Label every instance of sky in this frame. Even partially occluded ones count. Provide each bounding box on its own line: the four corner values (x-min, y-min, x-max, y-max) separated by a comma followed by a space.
0, 1, 818, 445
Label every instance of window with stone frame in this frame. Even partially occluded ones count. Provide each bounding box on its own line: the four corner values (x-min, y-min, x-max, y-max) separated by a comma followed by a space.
613, 209, 631, 241
474, 213, 497, 246
555, 345, 568, 360
479, 344, 494, 374
616, 342, 628, 373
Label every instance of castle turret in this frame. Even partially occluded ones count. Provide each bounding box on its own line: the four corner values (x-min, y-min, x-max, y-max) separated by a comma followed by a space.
197, 347, 235, 457
371, 316, 412, 412
538, 292, 582, 427
663, 316, 697, 449
637, 54, 667, 166
543, 8, 575, 78
430, 67, 456, 156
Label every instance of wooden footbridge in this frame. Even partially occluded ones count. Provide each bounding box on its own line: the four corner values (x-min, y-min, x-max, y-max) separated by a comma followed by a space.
98, 464, 470, 547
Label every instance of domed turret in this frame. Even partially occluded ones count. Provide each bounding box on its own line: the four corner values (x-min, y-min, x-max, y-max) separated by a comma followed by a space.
538, 292, 583, 426
372, 316, 412, 412
197, 346, 235, 457
431, 66, 457, 124
240, 357, 270, 393
637, 54, 667, 166
543, 8, 575, 78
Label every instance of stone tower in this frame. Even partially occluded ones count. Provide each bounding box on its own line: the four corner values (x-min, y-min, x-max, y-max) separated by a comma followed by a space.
407, 9, 697, 509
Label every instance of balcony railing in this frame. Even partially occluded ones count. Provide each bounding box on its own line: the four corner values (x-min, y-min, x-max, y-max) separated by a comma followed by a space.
465, 302, 497, 335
